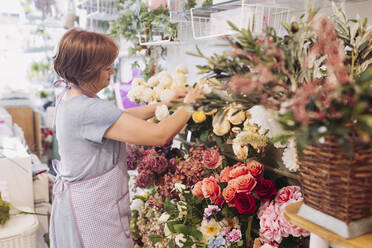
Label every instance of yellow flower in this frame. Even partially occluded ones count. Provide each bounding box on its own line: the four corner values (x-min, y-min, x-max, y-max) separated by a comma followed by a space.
192, 111, 207, 123
200, 219, 221, 240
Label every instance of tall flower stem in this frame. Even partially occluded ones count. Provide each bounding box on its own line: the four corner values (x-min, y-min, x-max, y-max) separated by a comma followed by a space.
245, 215, 254, 246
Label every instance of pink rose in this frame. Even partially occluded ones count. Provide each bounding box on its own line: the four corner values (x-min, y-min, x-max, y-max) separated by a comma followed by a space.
230, 163, 249, 179
254, 178, 277, 201
192, 181, 204, 199
201, 177, 221, 199
222, 185, 237, 203
246, 160, 264, 178
229, 174, 257, 193
220, 167, 233, 182
203, 149, 222, 169
232, 193, 257, 215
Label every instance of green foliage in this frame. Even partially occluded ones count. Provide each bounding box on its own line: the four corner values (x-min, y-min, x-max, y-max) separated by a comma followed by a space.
0, 193, 10, 225
202, 0, 213, 7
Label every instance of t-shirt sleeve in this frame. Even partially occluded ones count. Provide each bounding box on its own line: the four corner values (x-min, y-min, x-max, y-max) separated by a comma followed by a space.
81, 98, 123, 143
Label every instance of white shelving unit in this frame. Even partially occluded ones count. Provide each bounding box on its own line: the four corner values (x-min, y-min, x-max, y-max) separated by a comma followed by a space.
138, 22, 190, 46
190, 0, 290, 39
76, 0, 118, 21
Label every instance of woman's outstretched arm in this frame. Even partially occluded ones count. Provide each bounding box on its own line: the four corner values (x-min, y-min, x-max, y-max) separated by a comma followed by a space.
104, 89, 202, 146
123, 89, 189, 120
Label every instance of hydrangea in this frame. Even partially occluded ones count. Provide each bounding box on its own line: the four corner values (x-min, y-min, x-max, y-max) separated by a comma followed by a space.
208, 236, 226, 248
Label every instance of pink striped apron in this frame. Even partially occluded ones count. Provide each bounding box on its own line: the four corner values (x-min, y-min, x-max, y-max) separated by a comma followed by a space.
52, 80, 134, 247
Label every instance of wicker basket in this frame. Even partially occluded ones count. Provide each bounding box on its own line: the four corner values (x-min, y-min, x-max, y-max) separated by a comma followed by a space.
299, 136, 372, 223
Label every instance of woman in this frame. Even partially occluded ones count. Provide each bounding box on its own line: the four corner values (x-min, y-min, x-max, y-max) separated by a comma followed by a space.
50, 28, 202, 248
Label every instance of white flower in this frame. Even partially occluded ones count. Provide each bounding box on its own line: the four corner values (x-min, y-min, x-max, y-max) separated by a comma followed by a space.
132, 77, 144, 87
174, 183, 186, 192
248, 105, 285, 148
232, 142, 248, 160
127, 85, 144, 101
228, 110, 246, 125
158, 70, 172, 78
142, 88, 155, 103
160, 89, 175, 102
147, 75, 160, 87
164, 224, 172, 237
159, 74, 174, 88
203, 84, 212, 94
175, 234, 186, 247
153, 86, 163, 101
155, 105, 169, 121
213, 119, 231, 136
318, 137, 325, 143
200, 219, 221, 241
282, 138, 299, 172
318, 126, 327, 133
159, 213, 170, 223
130, 198, 144, 211
176, 64, 188, 74
234, 130, 268, 151
172, 73, 187, 90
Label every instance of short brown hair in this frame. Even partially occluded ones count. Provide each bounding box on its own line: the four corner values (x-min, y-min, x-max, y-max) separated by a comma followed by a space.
53, 28, 118, 85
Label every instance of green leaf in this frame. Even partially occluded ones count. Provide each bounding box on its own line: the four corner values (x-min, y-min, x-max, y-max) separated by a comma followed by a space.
173, 223, 189, 234
199, 130, 210, 142
148, 234, 163, 244
190, 228, 203, 241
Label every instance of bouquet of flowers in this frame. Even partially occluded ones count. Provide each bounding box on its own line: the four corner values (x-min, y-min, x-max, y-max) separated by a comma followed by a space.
127, 64, 189, 121
189, 3, 372, 153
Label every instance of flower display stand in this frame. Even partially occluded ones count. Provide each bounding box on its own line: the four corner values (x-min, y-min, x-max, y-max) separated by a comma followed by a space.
284, 201, 372, 248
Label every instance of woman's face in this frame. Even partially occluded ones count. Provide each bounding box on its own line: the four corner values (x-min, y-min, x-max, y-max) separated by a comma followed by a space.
97, 64, 115, 88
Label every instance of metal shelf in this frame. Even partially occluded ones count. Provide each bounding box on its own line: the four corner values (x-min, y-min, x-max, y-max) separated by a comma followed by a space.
77, 0, 118, 21
190, 0, 290, 39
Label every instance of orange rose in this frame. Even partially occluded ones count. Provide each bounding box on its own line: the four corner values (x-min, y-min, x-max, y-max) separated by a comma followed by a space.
192, 181, 204, 199
246, 160, 264, 178
220, 167, 233, 182
229, 174, 257, 193
222, 185, 237, 203
201, 177, 220, 199
230, 164, 249, 179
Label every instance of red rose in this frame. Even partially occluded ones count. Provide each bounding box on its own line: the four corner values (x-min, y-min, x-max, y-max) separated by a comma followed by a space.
203, 149, 222, 169
232, 192, 257, 215
246, 160, 264, 178
254, 178, 277, 201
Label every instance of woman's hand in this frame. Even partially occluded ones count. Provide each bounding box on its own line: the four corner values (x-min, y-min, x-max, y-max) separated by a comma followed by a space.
184, 88, 204, 104
165, 89, 189, 107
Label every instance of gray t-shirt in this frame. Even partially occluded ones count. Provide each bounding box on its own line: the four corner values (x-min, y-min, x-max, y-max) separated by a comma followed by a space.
50, 95, 123, 248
